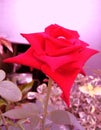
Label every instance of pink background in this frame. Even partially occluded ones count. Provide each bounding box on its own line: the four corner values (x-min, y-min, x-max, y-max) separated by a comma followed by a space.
0, 0, 101, 72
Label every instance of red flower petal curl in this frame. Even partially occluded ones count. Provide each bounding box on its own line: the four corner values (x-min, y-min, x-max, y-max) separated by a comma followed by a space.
4, 24, 99, 106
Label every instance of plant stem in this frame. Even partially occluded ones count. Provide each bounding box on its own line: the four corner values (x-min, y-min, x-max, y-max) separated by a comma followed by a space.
41, 78, 52, 130
0, 110, 8, 130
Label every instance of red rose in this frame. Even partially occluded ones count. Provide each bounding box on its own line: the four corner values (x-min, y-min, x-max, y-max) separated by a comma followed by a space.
4, 24, 98, 106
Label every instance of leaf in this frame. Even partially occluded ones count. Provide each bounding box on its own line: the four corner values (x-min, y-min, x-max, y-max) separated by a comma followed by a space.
48, 110, 71, 125
5, 118, 15, 127
0, 80, 22, 102
0, 37, 13, 53
8, 126, 21, 130
2, 103, 39, 119
28, 115, 40, 128
45, 123, 71, 130
20, 80, 34, 96
0, 98, 7, 107
17, 116, 40, 129
45, 123, 61, 130
48, 110, 84, 130
66, 111, 85, 130
0, 70, 6, 81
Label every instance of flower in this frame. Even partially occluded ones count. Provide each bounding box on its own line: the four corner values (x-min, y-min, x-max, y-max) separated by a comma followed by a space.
4, 24, 98, 106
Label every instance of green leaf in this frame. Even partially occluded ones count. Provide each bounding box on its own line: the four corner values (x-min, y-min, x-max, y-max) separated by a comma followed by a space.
5, 118, 15, 127
0, 70, 6, 81
17, 115, 40, 129
45, 123, 72, 130
29, 115, 40, 128
2, 103, 39, 119
48, 110, 84, 130
8, 126, 22, 130
20, 81, 34, 96
0, 80, 22, 102
0, 98, 7, 107
48, 110, 71, 125
66, 111, 85, 130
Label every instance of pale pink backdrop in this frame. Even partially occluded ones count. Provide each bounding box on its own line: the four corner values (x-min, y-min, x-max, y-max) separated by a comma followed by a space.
0, 0, 101, 72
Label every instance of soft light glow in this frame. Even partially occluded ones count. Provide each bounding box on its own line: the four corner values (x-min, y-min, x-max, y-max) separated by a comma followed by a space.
0, 0, 100, 48
0, 0, 101, 70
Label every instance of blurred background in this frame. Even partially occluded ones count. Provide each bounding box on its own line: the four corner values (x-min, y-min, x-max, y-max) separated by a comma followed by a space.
0, 0, 101, 74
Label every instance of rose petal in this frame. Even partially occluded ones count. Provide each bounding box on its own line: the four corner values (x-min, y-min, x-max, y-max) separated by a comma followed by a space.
4, 24, 99, 106
45, 24, 80, 39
